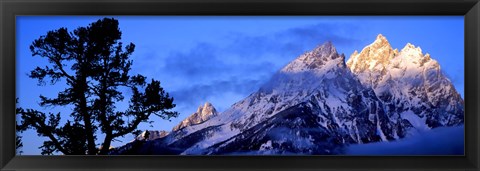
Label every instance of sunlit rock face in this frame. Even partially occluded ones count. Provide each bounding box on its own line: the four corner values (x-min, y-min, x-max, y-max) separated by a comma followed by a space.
347, 34, 397, 75
172, 102, 218, 131
347, 34, 464, 129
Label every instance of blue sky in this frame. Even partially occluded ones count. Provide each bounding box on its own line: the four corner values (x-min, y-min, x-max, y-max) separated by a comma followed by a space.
16, 16, 464, 155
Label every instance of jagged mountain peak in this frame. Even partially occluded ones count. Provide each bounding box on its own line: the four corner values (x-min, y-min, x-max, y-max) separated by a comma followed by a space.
196, 102, 216, 115
310, 41, 341, 61
368, 34, 393, 52
402, 42, 419, 51
172, 102, 218, 131
259, 41, 348, 94
346, 34, 398, 73
281, 41, 345, 73
400, 43, 424, 58
312, 41, 337, 56
200, 102, 217, 118
373, 34, 389, 46
347, 35, 463, 129
389, 42, 439, 74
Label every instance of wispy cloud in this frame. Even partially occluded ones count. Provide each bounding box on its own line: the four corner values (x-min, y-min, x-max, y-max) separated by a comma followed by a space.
160, 43, 276, 82
225, 23, 361, 60
132, 22, 362, 116
170, 78, 264, 108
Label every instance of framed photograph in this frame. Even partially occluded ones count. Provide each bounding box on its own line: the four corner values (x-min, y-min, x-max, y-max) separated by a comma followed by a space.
1, 0, 479, 170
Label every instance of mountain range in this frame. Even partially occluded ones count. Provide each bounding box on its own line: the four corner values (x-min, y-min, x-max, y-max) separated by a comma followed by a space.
110, 34, 464, 155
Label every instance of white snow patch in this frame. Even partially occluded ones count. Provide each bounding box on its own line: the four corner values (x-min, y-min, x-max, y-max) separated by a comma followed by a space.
401, 110, 430, 132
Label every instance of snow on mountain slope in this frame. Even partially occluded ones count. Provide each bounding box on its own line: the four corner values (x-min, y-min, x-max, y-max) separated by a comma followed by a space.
204, 102, 343, 155
346, 34, 464, 130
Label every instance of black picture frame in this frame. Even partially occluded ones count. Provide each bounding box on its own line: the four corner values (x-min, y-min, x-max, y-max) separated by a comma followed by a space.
1, 0, 479, 170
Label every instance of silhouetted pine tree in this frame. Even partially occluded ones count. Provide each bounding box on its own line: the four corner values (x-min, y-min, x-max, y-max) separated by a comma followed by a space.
15, 98, 24, 155
16, 18, 178, 155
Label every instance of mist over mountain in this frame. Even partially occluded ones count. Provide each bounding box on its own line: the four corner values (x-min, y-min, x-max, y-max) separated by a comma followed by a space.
110, 34, 464, 155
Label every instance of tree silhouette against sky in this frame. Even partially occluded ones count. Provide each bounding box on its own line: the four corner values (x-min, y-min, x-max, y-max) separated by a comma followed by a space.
17, 18, 178, 155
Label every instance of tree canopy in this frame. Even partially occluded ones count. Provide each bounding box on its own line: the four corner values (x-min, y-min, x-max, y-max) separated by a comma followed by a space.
17, 18, 178, 155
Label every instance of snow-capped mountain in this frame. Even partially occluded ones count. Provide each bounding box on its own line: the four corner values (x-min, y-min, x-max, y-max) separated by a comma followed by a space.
172, 102, 218, 131
346, 34, 464, 131
111, 34, 464, 155
192, 41, 407, 154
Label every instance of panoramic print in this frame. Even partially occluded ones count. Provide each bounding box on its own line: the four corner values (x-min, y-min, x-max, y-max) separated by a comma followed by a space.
16, 16, 464, 155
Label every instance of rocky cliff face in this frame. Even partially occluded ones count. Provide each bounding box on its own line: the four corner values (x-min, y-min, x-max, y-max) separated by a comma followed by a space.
172, 102, 218, 131
347, 34, 464, 130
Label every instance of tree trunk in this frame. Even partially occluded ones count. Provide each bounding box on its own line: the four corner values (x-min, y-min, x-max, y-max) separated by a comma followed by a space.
78, 76, 97, 155
98, 63, 112, 155
99, 134, 112, 155
81, 98, 97, 155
